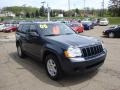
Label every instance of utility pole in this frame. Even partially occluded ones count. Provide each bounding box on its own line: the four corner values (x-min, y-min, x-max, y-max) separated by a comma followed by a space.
68, 0, 71, 17
41, 1, 50, 21
47, 4, 50, 21
84, 0, 86, 17
102, 0, 104, 17
68, 0, 70, 11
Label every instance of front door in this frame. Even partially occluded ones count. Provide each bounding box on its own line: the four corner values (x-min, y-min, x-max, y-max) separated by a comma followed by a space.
27, 24, 42, 58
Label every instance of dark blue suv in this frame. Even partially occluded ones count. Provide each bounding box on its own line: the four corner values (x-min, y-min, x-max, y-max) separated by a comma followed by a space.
16, 22, 107, 80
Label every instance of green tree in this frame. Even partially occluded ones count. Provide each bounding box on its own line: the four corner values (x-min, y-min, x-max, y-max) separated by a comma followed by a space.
35, 10, 39, 17
39, 6, 45, 17
3, 6, 38, 17
108, 0, 120, 16
75, 8, 79, 14
26, 12, 30, 18
31, 12, 35, 18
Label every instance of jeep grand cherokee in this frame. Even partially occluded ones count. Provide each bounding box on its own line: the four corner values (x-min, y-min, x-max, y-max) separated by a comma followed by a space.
16, 22, 107, 80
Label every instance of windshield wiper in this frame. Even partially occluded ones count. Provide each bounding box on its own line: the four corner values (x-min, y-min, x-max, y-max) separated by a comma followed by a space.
45, 34, 61, 36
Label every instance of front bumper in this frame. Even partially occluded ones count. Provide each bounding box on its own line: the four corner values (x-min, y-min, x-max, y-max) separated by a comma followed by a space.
103, 31, 108, 36
99, 22, 108, 26
60, 50, 107, 74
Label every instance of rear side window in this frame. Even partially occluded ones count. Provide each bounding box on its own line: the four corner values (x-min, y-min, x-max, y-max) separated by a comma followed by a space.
18, 25, 23, 32
21, 24, 30, 33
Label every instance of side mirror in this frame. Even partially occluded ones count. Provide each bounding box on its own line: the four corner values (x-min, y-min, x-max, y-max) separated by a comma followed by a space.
29, 32, 39, 37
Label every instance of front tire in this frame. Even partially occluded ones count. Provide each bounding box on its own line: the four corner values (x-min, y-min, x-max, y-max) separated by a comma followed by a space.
108, 32, 114, 38
45, 54, 62, 80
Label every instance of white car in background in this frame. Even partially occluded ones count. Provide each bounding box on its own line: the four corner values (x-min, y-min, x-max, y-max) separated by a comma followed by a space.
0, 23, 5, 31
99, 18, 109, 26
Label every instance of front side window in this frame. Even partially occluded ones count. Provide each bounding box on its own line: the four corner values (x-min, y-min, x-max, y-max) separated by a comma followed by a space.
30, 25, 37, 32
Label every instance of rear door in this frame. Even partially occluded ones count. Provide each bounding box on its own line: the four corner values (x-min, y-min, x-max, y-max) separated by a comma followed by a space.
18, 24, 30, 52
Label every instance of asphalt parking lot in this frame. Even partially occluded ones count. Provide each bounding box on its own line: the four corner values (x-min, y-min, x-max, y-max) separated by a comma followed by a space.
0, 26, 120, 90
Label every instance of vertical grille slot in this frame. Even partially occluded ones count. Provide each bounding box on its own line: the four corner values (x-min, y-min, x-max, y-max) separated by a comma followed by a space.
81, 45, 103, 58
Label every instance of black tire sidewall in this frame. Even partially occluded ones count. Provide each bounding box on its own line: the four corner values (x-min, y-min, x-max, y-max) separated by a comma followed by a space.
108, 32, 114, 38
17, 45, 25, 58
45, 54, 62, 80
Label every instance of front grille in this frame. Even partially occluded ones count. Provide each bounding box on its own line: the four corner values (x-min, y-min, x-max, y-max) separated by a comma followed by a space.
81, 45, 103, 58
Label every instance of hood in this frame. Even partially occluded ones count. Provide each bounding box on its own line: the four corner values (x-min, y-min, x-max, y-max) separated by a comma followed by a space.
100, 21, 108, 23
105, 29, 113, 32
46, 34, 101, 47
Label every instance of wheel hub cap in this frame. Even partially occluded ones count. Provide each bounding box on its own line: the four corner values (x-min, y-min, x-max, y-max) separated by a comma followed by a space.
47, 59, 57, 77
18, 46, 22, 56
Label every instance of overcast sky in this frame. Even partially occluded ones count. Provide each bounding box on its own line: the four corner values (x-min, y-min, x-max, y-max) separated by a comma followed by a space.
0, 0, 109, 10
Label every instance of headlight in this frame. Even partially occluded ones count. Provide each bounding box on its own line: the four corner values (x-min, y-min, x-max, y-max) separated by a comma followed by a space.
64, 46, 82, 58
101, 41, 104, 49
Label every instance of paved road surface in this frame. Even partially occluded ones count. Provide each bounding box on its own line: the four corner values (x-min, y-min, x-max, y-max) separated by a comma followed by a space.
0, 26, 120, 90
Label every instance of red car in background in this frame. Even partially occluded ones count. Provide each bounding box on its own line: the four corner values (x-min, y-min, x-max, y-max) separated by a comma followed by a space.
67, 23, 84, 33
3, 26, 17, 32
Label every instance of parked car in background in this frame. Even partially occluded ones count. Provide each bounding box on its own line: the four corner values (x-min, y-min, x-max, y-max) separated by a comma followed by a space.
3, 25, 17, 32
99, 18, 109, 26
81, 21, 94, 30
67, 22, 84, 33
92, 18, 100, 26
81, 18, 94, 30
78, 19, 81, 23
103, 25, 120, 38
0, 23, 5, 32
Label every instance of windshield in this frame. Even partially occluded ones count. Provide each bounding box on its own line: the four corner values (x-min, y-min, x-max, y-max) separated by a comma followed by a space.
82, 21, 91, 25
39, 23, 75, 36
101, 18, 107, 21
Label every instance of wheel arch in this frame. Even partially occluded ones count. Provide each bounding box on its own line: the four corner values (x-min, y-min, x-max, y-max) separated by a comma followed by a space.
42, 50, 60, 63
16, 40, 22, 47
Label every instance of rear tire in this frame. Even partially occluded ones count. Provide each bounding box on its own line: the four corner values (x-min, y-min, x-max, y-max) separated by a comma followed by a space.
45, 54, 62, 80
17, 45, 25, 58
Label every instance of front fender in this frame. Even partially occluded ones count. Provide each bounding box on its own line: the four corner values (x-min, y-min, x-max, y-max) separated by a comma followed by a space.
40, 43, 64, 63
